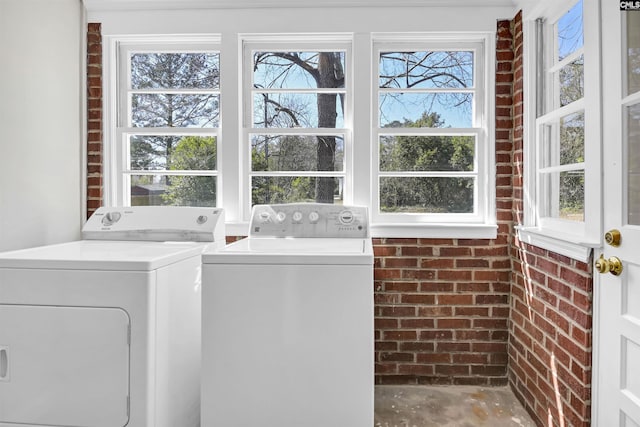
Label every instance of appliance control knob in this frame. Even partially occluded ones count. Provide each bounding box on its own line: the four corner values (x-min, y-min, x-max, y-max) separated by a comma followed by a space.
102, 211, 122, 226
308, 211, 320, 224
339, 210, 354, 224
276, 211, 286, 223
258, 211, 271, 223
292, 211, 303, 223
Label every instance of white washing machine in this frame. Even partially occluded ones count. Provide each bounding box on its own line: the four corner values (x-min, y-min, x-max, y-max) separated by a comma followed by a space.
201, 203, 373, 427
0, 206, 225, 427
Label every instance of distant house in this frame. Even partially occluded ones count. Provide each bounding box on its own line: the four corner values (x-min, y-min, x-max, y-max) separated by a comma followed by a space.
131, 183, 167, 206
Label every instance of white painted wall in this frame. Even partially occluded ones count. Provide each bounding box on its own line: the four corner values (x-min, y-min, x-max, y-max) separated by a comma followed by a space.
0, 0, 84, 251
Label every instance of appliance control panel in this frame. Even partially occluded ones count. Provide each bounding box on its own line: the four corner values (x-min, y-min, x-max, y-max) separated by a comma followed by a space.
82, 206, 225, 242
249, 203, 369, 238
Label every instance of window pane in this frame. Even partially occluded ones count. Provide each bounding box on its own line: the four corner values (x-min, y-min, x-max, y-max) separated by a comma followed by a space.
559, 170, 584, 221
131, 53, 220, 90
380, 177, 474, 213
379, 51, 473, 89
558, 54, 584, 106
130, 135, 216, 171
252, 176, 343, 205
251, 135, 343, 172
132, 94, 219, 128
380, 135, 475, 171
541, 170, 584, 221
253, 93, 344, 128
541, 111, 584, 167
628, 103, 640, 225
627, 12, 640, 96
379, 93, 472, 128
130, 175, 216, 207
253, 51, 345, 90
557, 0, 583, 61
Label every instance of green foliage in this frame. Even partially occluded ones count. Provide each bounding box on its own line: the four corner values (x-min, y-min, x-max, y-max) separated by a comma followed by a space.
162, 136, 217, 206
379, 112, 475, 213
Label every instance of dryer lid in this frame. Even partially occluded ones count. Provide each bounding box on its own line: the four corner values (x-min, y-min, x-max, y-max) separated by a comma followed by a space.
82, 206, 225, 243
0, 240, 209, 271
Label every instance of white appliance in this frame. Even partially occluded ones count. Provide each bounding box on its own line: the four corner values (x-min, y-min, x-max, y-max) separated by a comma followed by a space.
201, 203, 373, 427
0, 206, 225, 427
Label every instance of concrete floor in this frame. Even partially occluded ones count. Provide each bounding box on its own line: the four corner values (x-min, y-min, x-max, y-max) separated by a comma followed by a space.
375, 385, 536, 427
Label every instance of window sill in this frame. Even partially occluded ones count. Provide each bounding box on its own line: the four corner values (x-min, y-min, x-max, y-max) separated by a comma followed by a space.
226, 222, 498, 239
371, 223, 497, 239
515, 226, 598, 263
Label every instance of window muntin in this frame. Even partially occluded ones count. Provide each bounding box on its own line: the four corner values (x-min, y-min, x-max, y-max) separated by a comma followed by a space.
537, 0, 585, 223
107, 33, 494, 235
118, 45, 220, 207
373, 43, 487, 221
245, 45, 349, 207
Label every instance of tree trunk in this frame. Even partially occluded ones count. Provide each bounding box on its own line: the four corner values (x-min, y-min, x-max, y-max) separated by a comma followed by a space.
315, 53, 339, 203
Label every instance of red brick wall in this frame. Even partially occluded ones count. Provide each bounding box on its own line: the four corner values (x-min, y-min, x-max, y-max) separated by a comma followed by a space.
510, 242, 592, 426
87, 23, 103, 218
372, 19, 517, 385
507, 11, 594, 427
373, 238, 511, 385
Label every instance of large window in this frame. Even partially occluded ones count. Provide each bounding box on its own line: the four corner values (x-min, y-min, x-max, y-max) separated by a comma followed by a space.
105, 31, 495, 236
519, 0, 600, 256
373, 37, 492, 226
537, 0, 585, 225
115, 40, 221, 207
242, 39, 351, 209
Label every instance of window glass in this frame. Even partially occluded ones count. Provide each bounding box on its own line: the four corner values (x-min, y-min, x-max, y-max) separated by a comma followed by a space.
541, 170, 584, 221
251, 135, 344, 172
253, 51, 345, 89
536, 1, 586, 224
558, 55, 584, 107
627, 103, 640, 225
376, 47, 481, 218
380, 177, 475, 214
627, 12, 640, 96
110, 35, 494, 231
557, 0, 583, 61
132, 94, 219, 128
379, 51, 473, 89
379, 93, 473, 128
541, 112, 584, 167
379, 135, 475, 172
248, 48, 347, 205
121, 48, 220, 207
131, 175, 217, 207
252, 177, 342, 205
129, 135, 216, 171
253, 93, 344, 128
131, 53, 219, 89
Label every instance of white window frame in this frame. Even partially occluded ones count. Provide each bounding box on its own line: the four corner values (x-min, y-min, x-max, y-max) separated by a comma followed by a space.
371, 34, 496, 237
100, 28, 497, 238
240, 35, 353, 222
519, 0, 601, 261
107, 35, 222, 207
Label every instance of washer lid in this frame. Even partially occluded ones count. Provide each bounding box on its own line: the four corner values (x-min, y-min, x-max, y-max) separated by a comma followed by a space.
0, 240, 210, 271
202, 238, 373, 265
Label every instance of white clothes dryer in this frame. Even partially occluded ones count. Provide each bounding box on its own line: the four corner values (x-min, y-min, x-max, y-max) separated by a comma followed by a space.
201, 203, 373, 427
0, 206, 225, 427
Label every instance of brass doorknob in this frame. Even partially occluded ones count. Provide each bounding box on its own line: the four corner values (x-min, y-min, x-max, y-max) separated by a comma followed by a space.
605, 229, 622, 247
595, 254, 623, 276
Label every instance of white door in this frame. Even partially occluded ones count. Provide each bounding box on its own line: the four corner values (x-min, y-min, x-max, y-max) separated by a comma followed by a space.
596, 4, 640, 425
